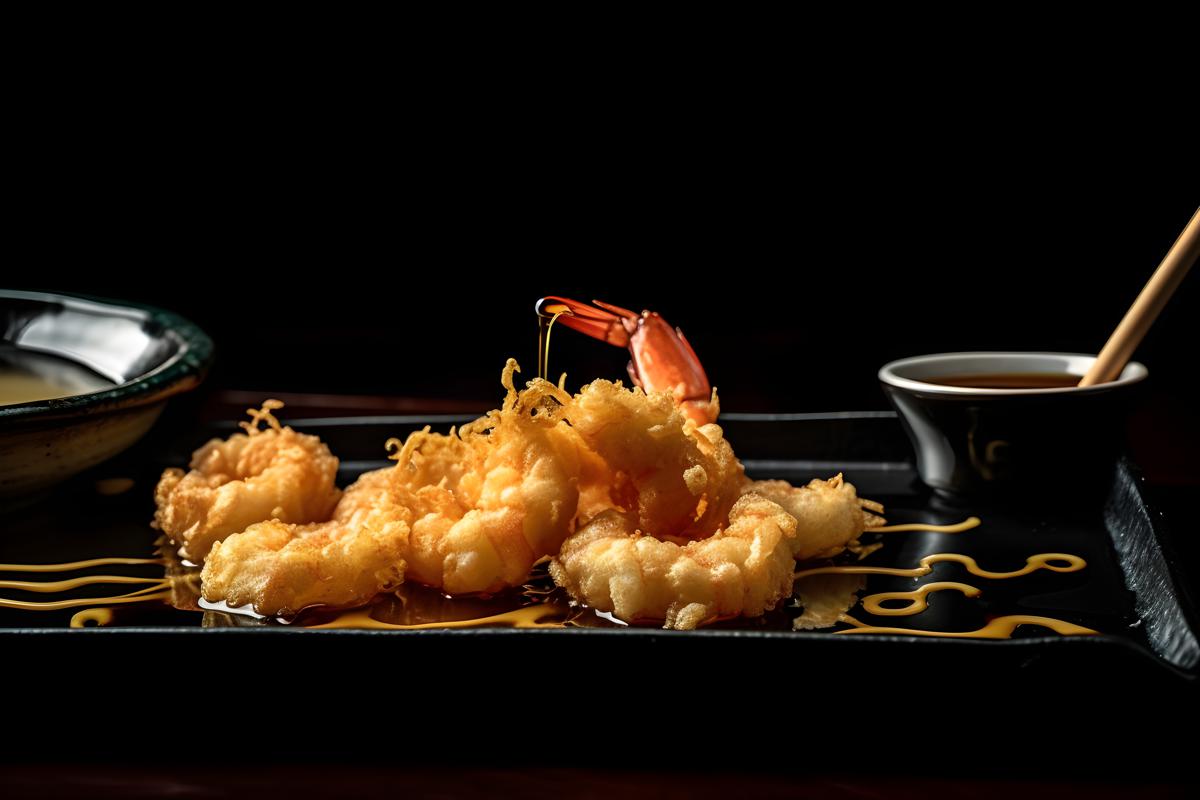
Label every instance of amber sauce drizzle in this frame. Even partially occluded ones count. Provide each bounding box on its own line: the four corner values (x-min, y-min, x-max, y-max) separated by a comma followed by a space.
795, 517, 1098, 639
860, 581, 981, 616
836, 613, 1098, 638
0, 557, 164, 572
794, 551, 1088, 582
3, 511, 1098, 638
306, 603, 562, 630
70, 607, 115, 628
869, 517, 981, 534
535, 300, 572, 380
0, 557, 170, 612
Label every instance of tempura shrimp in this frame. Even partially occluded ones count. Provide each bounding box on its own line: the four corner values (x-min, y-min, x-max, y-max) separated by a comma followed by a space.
375, 359, 582, 594
549, 493, 799, 630
153, 400, 341, 563
549, 379, 885, 628
550, 476, 883, 629
564, 379, 743, 541
196, 360, 583, 613
744, 475, 886, 561
200, 506, 408, 617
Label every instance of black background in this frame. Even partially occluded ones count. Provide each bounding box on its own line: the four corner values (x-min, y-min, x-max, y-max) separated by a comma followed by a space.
9, 65, 1197, 413
5, 90, 1200, 787
13, 150, 1198, 416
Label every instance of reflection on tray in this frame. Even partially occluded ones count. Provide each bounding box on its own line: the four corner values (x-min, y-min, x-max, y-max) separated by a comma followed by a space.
0, 514, 1105, 640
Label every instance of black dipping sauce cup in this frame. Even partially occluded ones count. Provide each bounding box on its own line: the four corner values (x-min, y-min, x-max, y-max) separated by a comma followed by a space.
879, 352, 1148, 503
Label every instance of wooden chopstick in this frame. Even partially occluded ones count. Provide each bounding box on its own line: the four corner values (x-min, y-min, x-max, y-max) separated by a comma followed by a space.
1079, 207, 1200, 387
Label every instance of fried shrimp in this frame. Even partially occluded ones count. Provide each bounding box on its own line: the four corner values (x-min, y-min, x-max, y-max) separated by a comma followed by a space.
550, 476, 884, 629
153, 400, 341, 563
200, 507, 408, 617
564, 379, 743, 541
549, 378, 886, 629
195, 360, 583, 612
549, 493, 799, 630
375, 359, 582, 594
744, 474, 886, 561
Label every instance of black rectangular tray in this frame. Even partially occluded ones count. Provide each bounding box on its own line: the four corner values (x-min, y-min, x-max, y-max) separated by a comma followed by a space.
3, 412, 1197, 768
3, 411, 1197, 665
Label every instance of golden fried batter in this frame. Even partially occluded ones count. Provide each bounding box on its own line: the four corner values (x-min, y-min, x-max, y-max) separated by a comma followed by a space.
743, 474, 885, 561
549, 380, 885, 629
196, 361, 582, 613
180, 367, 884, 629
376, 360, 582, 594
564, 379, 743, 540
200, 508, 408, 617
153, 401, 341, 563
549, 493, 799, 630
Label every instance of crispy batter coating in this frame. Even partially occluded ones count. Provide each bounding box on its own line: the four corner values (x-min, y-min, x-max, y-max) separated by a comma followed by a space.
743, 474, 885, 561
572, 432, 620, 524
549, 493, 799, 629
200, 508, 408, 617
792, 573, 866, 630
153, 401, 341, 563
549, 382, 884, 629
197, 361, 582, 611
180, 367, 885, 627
376, 360, 582, 594
564, 379, 743, 540
549, 379, 883, 628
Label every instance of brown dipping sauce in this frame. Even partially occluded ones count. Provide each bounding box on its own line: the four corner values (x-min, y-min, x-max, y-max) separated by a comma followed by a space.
926, 372, 1081, 389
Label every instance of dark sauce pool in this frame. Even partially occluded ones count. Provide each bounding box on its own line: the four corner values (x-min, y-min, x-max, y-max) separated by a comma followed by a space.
924, 372, 1081, 389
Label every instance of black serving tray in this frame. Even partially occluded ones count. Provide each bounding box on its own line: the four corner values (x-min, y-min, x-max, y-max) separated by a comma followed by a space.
3, 412, 1197, 769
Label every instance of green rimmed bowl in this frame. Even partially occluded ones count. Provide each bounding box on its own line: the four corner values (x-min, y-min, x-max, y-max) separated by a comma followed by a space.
1, 290, 213, 501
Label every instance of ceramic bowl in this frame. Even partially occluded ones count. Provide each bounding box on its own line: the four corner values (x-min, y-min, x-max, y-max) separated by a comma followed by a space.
879, 352, 1148, 501
1, 290, 213, 501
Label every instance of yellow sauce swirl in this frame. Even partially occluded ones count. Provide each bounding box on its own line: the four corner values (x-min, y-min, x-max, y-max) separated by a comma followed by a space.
795, 552, 1087, 581
304, 603, 562, 630
861, 581, 982, 616
869, 517, 982, 534
836, 613, 1098, 638
70, 607, 116, 628
0, 557, 164, 572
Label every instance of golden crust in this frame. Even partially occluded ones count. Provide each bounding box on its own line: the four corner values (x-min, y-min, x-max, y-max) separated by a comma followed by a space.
743, 474, 884, 562
195, 360, 583, 612
791, 573, 866, 630
176, 365, 886, 628
564, 379, 744, 540
152, 409, 341, 563
375, 360, 582, 594
548, 378, 884, 629
550, 493, 799, 630
201, 511, 408, 617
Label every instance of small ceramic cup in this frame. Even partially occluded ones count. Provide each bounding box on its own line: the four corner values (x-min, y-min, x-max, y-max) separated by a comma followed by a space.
879, 352, 1148, 502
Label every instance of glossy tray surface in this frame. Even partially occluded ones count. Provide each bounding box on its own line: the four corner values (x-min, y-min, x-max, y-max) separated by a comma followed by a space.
1, 412, 1196, 683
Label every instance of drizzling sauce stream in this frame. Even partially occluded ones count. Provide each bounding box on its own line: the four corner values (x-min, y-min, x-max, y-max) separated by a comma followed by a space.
535, 299, 572, 380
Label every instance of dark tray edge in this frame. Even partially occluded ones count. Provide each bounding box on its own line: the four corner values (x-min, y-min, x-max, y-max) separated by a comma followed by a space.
1106, 457, 1200, 672
1, 621, 1193, 678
